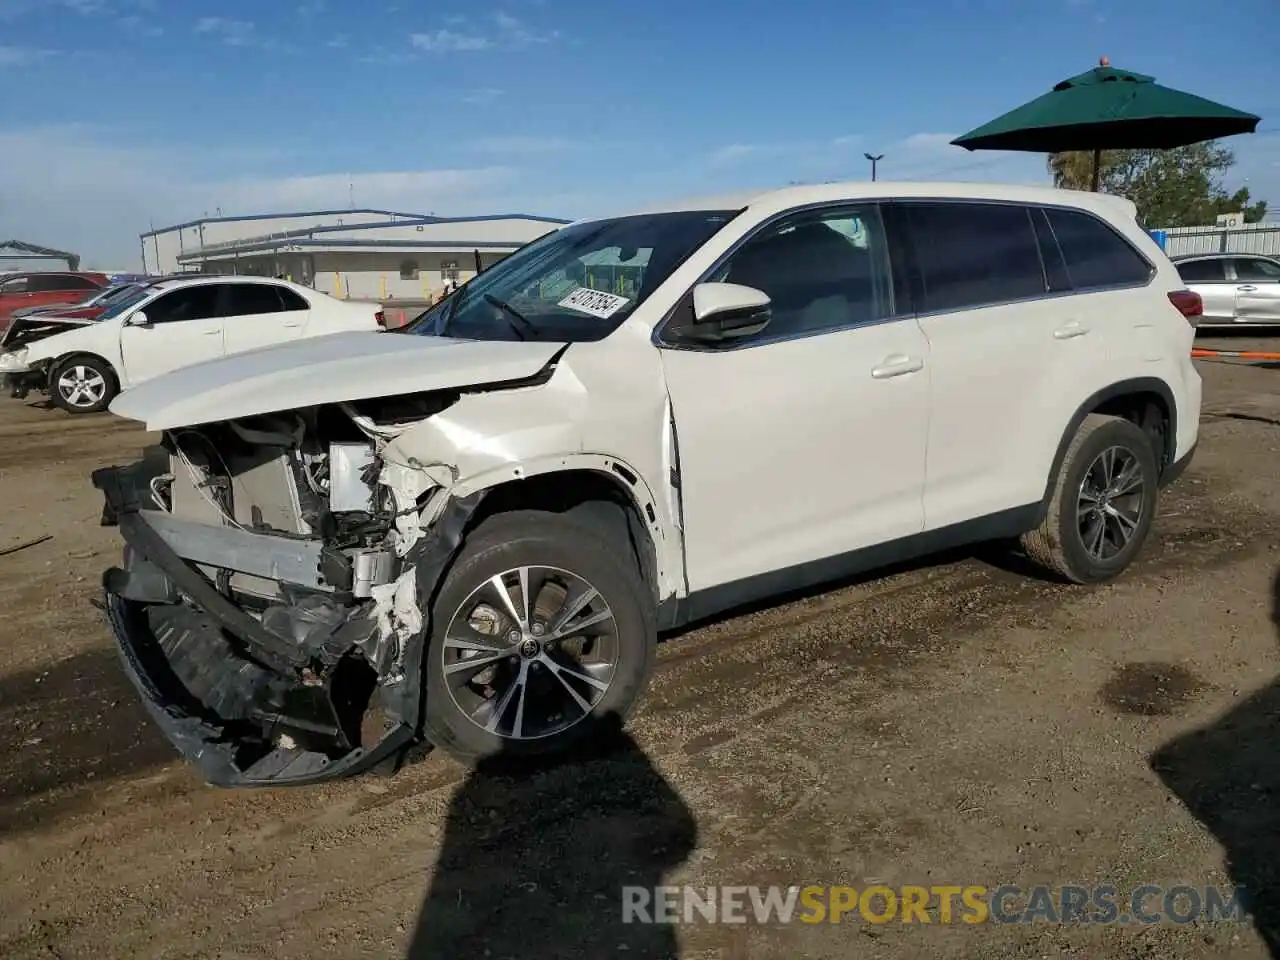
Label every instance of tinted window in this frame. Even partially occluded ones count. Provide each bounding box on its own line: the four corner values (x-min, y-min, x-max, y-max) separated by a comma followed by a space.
1233, 257, 1280, 282
1175, 259, 1226, 283
710, 205, 895, 338
278, 287, 309, 311
222, 283, 287, 317
28, 274, 98, 292
1046, 208, 1152, 289
905, 202, 1046, 312
144, 285, 221, 323
0, 276, 29, 294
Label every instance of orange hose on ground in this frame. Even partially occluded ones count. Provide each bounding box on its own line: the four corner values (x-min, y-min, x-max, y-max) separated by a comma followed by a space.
1191, 348, 1280, 361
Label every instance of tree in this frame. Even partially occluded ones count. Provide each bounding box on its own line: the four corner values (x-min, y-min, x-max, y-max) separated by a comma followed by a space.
1045, 141, 1266, 226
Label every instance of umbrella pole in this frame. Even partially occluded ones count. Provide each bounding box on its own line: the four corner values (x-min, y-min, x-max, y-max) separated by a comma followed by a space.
1090, 148, 1102, 191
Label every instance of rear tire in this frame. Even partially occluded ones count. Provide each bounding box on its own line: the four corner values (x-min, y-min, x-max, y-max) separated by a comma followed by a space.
1022, 414, 1159, 584
422, 510, 656, 764
50, 354, 117, 414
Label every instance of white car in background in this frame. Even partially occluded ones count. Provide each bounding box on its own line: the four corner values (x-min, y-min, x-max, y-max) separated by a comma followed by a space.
0, 276, 385, 413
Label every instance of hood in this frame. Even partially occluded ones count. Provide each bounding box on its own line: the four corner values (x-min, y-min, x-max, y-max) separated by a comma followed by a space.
108, 330, 567, 431
1, 315, 98, 351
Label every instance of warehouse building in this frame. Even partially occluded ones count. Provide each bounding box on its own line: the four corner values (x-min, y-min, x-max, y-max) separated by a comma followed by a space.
140, 209, 570, 301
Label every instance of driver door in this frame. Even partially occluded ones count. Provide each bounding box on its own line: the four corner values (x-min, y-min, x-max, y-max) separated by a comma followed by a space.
657, 203, 930, 594
118, 284, 225, 386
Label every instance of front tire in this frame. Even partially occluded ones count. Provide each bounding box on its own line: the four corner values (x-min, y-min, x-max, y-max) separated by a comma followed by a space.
50, 355, 117, 414
1022, 414, 1159, 584
422, 510, 657, 764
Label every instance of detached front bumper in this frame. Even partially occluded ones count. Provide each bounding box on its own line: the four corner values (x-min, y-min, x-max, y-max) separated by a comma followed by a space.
91, 456, 427, 787
4, 369, 43, 399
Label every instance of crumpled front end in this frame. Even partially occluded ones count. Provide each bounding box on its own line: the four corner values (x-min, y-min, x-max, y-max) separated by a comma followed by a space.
93, 395, 482, 787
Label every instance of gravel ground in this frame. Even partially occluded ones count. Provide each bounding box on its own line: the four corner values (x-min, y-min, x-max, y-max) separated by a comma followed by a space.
0, 335, 1278, 959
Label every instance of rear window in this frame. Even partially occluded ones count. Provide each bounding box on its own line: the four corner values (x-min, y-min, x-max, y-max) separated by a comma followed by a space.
1175, 259, 1226, 283
903, 201, 1047, 312
1045, 208, 1153, 290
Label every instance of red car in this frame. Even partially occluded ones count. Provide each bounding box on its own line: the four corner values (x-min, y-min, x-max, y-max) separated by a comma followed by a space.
0, 271, 110, 331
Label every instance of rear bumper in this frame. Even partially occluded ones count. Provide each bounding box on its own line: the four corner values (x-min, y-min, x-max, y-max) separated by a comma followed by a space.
1160, 440, 1197, 488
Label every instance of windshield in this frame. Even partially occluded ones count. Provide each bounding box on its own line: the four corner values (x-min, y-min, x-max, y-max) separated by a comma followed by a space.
406, 210, 740, 342
98, 285, 155, 321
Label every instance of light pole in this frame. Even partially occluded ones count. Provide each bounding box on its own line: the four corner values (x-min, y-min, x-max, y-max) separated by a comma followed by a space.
864, 152, 884, 182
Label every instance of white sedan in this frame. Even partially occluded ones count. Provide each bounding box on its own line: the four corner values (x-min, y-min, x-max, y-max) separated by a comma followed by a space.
0, 276, 385, 413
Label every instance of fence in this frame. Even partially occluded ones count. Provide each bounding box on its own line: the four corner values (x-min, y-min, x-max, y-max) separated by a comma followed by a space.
1153, 221, 1280, 258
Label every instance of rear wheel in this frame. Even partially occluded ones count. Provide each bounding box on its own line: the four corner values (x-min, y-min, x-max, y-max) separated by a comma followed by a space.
50, 355, 116, 414
422, 510, 656, 763
1022, 414, 1159, 584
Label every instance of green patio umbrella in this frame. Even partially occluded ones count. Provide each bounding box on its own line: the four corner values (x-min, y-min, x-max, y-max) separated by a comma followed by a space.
952, 57, 1261, 190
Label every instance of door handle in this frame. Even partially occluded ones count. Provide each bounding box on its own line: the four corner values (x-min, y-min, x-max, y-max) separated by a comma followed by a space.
871, 355, 924, 379
1236, 285, 1257, 292
1053, 321, 1089, 340
203, 329, 220, 335
283, 321, 301, 328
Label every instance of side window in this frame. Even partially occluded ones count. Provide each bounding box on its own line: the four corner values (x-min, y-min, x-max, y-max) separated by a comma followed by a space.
63, 276, 100, 290
222, 283, 288, 317
1175, 259, 1226, 283
709, 205, 894, 339
0, 276, 28, 294
277, 287, 309, 311
1233, 258, 1280, 282
1045, 208, 1153, 290
904, 202, 1046, 312
143, 285, 221, 324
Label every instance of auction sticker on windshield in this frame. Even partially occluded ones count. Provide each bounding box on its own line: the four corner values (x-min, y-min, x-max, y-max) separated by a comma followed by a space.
558, 287, 630, 319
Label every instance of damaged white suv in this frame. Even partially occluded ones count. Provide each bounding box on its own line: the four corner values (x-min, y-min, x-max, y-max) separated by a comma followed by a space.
94, 181, 1202, 785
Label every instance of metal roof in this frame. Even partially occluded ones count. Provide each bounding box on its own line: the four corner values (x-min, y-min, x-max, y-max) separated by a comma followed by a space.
141, 209, 570, 239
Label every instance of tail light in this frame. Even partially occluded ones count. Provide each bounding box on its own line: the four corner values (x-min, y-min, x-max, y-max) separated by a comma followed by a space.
1167, 290, 1202, 327
374, 310, 386, 327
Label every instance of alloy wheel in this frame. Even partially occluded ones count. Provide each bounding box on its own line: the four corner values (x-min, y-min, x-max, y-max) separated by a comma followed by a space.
441, 565, 620, 741
1076, 445, 1146, 562
56, 365, 107, 408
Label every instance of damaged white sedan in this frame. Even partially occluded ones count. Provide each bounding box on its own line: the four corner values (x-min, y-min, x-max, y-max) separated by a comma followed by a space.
93, 181, 1201, 785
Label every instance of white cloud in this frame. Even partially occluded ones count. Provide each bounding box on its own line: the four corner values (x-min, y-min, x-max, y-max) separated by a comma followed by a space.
118, 14, 161, 37
470, 136, 576, 154
194, 17, 285, 50
461, 88, 504, 105
0, 44, 54, 65
0, 125, 517, 266
326, 35, 349, 48
407, 11, 558, 54
409, 29, 492, 52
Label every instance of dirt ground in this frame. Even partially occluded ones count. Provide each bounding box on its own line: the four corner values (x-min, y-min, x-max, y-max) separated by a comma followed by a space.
1, 335, 1279, 959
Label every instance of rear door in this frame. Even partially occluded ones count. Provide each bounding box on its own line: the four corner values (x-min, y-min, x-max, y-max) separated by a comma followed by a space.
118, 284, 225, 386
1229, 257, 1280, 323
1173, 258, 1232, 322
897, 200, 1082, 528
219, 282, 311, 356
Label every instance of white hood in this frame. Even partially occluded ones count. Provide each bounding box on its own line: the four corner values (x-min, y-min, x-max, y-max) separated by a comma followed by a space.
108, 331, 566, 431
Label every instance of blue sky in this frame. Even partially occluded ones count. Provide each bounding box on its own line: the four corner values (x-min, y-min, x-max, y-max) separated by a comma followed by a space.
1, 0, 1277, 266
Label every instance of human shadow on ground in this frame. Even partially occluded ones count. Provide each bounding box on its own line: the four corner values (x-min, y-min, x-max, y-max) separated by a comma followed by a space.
1150, 566, 1280, 955
407, 715, 697, 959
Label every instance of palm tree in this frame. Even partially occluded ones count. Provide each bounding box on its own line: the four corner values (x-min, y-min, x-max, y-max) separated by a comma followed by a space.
1047, 150, 1116, 191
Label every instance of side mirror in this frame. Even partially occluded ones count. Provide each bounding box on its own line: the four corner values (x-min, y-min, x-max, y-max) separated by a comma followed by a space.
676, 282, 771, 344
127, 311, 150, 327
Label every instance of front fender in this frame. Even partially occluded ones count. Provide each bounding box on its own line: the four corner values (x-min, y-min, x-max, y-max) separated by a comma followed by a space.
382, 379, 683, 602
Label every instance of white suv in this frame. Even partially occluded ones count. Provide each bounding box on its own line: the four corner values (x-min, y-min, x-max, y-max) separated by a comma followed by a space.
91, 181, 1202, 786
1, 276, 384, 413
